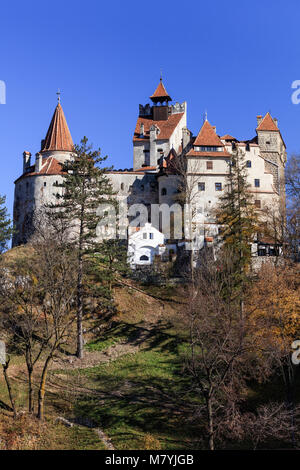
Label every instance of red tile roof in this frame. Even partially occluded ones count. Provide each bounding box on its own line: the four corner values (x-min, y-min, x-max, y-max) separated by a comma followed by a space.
15, 157, 65, 182
193, 120, 224, 147
186, 149, 231, 157
220, 134, 237, 141
150, 80, 171, 102
134, 166, 157, 172
256, 112, 279, 132
41, 103, 74, 152
133, 113, 184, 141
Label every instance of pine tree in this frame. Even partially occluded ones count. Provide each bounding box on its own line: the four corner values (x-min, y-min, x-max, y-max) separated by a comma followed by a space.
0, 195, 12, 253
49, 137, 115, 358
216, 148, 258, 292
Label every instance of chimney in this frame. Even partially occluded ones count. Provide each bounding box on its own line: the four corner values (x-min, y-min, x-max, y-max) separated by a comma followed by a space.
23, 151, 31, 173
35, 153, 42, 173
140, 122, 144, 137
182, 127, 191, 150
273, 117, 278, 127
257, 115, 263, 126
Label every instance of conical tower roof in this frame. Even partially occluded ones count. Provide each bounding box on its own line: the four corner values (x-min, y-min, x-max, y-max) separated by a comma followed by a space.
41, 102, 73, 152
150, 79, 172, 103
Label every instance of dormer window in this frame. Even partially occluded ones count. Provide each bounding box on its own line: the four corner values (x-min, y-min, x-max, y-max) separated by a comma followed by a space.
195, 146, 220, 152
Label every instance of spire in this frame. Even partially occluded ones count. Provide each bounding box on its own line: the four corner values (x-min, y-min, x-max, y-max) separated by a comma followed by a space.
150, 78, 172, 103
41, 99, 73, 153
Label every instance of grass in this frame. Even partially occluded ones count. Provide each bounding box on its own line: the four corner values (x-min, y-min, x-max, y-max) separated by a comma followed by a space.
0, 413, 106, 450
66, 339, 198, 450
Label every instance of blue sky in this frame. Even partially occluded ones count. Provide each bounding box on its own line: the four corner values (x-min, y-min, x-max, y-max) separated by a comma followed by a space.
1, 0, 300, 216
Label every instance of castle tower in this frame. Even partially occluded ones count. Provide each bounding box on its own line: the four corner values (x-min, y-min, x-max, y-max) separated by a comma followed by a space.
133, 78, 188, 170
256, 112, 286, 208
12, 97, 74, 246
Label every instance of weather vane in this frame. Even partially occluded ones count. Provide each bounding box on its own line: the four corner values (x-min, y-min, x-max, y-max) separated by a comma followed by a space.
56, 88, 61, 103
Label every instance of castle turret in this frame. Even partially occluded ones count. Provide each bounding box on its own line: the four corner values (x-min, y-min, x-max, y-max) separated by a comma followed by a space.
13, 95, 74, 247
133, 78, 187, 170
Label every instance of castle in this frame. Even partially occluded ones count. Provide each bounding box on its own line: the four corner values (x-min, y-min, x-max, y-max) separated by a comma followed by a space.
13, 79, 287, 265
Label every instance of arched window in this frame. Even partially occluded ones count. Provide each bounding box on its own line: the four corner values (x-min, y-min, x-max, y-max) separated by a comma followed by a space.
121, 183, 125, 191
140, 255, 149, 261
161, 187, 167, 196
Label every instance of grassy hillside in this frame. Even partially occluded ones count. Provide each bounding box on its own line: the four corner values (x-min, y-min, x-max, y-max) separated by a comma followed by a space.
0, 277, 299, 450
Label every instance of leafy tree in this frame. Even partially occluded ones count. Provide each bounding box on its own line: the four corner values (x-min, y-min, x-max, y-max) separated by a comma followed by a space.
216, 148, 258, 294
49, 137, 115, 358
0, 195, 12, 253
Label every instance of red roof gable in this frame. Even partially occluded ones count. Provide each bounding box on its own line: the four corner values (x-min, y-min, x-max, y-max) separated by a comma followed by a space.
193, 120, 224, 147
256, 112, 279, 132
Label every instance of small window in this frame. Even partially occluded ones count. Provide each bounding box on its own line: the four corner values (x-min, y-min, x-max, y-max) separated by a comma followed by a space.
255, 200, 261, 208
258, 245, 267, 257
161, 188, 167, 196
143, 233, 147, 239
206, 161, 213, 170
246, 160, 251, 168
141, 184, 144, 191
121, 183, 124, 191
254, 179, 260, 188
215, 182, 222, 191
246, 143, 250, 151
198, 182, 205, 191
140, 255, 149, 261
44, 182, 47, 187
149, 233, 154, 239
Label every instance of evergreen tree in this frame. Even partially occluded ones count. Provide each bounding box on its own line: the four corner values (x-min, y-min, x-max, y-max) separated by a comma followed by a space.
216, 148, 258, 292
49, 137, 115, 358
0, 195, 12, 253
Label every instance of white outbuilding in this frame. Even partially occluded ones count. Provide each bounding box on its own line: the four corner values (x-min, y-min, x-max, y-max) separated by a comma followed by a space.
128, 223, 165, 267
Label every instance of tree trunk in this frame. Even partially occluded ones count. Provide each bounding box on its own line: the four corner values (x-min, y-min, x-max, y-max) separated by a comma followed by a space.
76, 252, 84, 359
2, 360, 17, 419
25, 347, 34, 413
37, 355, 52, 420
28, 367, 33, 413
206, 397, 214, 450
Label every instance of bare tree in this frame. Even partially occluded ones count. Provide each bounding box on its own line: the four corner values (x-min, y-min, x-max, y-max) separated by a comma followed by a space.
285, 155, 300, 261
0, 215, 77, 419
183, 255, 253, 450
